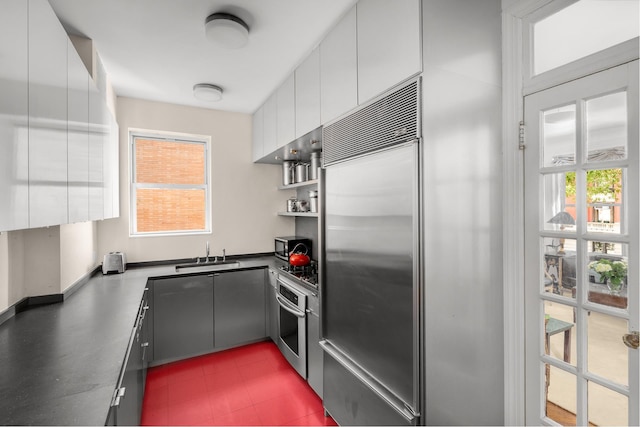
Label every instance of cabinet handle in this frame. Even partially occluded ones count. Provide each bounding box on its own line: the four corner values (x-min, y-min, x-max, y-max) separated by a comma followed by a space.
112, 387, 126, 407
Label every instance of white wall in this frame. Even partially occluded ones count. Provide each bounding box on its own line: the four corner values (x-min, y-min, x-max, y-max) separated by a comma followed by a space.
422, 0, 504, 424
60, 221, 98, 293
3, 228, 61, 303
97, 97, 293, 263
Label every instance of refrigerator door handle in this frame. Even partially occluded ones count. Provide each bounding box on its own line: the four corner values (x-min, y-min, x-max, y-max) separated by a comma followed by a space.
320, 340, 420, 422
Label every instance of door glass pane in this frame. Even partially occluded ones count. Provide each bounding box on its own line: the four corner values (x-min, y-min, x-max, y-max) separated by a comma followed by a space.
533, 1, 640, 75
543, 240, 576, 298
543, 105, 576, 167
543, 173, 577, 232
545, 364, 577, 426
586, 92, 627, 162
545, 301, 576, 366
587, 241, 628, 309
279, 307, 299, 354
588, 381, 628, 427
588, 314, 628, 387
585, 168, 624, 235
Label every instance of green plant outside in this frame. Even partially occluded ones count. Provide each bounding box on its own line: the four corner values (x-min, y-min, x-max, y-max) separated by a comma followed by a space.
588, 258, 627, 289
565, 169, 622, 202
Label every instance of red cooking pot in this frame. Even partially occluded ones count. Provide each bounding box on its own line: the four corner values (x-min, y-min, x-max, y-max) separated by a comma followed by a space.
289, 243, 310, 266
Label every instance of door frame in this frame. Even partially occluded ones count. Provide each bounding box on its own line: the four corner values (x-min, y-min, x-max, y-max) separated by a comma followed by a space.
501, 1, 640, 424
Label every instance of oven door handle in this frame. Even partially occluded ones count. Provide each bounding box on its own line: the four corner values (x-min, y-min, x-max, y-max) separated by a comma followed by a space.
276, 294, 306, 318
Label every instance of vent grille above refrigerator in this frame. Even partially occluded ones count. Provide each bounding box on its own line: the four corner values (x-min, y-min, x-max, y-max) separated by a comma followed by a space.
322, 79, 420, 166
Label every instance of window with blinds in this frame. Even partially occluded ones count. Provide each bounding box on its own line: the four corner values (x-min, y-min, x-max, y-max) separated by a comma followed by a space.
130, 132, 210, 236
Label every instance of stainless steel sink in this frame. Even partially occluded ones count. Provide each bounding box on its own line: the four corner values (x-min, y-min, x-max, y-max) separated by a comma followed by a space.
175, 260, 240, 272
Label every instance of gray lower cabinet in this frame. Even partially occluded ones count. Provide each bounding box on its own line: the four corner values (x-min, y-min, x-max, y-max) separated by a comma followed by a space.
153, 275, 214, 362
109, 289, 149, 426
268, 269, 278, 343
307, 294, 323, 398
214, 269, 267, 349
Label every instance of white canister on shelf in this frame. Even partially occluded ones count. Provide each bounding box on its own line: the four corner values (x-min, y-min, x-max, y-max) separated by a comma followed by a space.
308, 190, 318, 213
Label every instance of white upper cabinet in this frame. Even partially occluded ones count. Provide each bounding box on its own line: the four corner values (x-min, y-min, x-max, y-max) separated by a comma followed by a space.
0, 0, 29, 231
263, 93, 277, 156
295, 48, 321, 138
28, 0, 69, 228
276, 74, 295, 148
103, 110, 118, 219
320, 6, 358, 124
88, 80, 104, 221
252, 105, 264, 162
356, 0, 422, 104
0, 0, 118, 230
67, 39, 90, 224
251, 0, 424, 163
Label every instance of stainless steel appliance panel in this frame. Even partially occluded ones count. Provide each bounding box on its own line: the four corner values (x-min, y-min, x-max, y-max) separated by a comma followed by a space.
323, 349, 417, 426
276, 276, 308, 378
324, 142, 419, 407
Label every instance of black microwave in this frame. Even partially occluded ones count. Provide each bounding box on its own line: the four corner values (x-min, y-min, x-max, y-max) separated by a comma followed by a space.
275, 236, 312, 262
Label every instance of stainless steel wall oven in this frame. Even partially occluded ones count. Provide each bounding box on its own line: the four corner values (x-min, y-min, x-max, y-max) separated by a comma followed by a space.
275, 275, 308, 378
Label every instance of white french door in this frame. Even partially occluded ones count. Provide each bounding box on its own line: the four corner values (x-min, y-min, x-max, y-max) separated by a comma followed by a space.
524, 61, 639, 425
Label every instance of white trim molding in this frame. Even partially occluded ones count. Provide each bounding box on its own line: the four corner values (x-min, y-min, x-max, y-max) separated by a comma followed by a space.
501, 4, 526, 425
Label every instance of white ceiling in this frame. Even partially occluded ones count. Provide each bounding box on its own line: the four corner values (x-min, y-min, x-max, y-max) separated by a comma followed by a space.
48, 0, 357, 114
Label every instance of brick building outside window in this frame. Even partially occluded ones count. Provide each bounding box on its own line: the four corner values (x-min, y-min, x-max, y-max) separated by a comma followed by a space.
130, 131, 210, 235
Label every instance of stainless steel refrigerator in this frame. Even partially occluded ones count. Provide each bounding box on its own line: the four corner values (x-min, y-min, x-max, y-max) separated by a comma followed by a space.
320, 78, 421, 426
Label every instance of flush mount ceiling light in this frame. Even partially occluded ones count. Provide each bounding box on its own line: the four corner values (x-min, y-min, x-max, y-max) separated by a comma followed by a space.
205, 13, 249, 49
193, 83, 223, 102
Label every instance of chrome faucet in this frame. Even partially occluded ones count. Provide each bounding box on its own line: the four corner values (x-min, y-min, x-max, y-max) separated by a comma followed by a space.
223, 248, 226, 262
205, 241, 210, 263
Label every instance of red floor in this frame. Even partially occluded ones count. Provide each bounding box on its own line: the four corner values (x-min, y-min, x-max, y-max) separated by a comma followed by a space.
141, 340, 337, 426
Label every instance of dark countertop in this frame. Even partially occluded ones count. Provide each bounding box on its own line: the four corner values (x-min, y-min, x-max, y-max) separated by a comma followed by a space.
0, 255, 279, 426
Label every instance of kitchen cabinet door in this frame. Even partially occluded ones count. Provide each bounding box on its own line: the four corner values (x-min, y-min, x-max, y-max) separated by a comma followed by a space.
0, 0, 29, 231
88, 80, 104, 221
268, 269, 278, 343
112, 292, 149, 426
103, 110, 118, 219
67, 39, 90, 224
263, 93, 277, 156
109, 112, 120, 219
252, 104, 264, 162
307, 306, 322, 398
320, 6, 358, 124
153, 275, 214, 362
295, 48, 321, 138
356, 0, 422, 104
276, 74, 295, 148
214, 269, 267, 349
28, 0, 69, 228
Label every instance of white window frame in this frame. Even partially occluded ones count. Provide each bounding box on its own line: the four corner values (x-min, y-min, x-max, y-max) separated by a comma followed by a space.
522, 0, 640, 96
129, 129, 211, 237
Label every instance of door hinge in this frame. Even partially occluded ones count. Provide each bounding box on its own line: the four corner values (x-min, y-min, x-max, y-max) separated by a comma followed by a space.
519, 121, 526, 150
